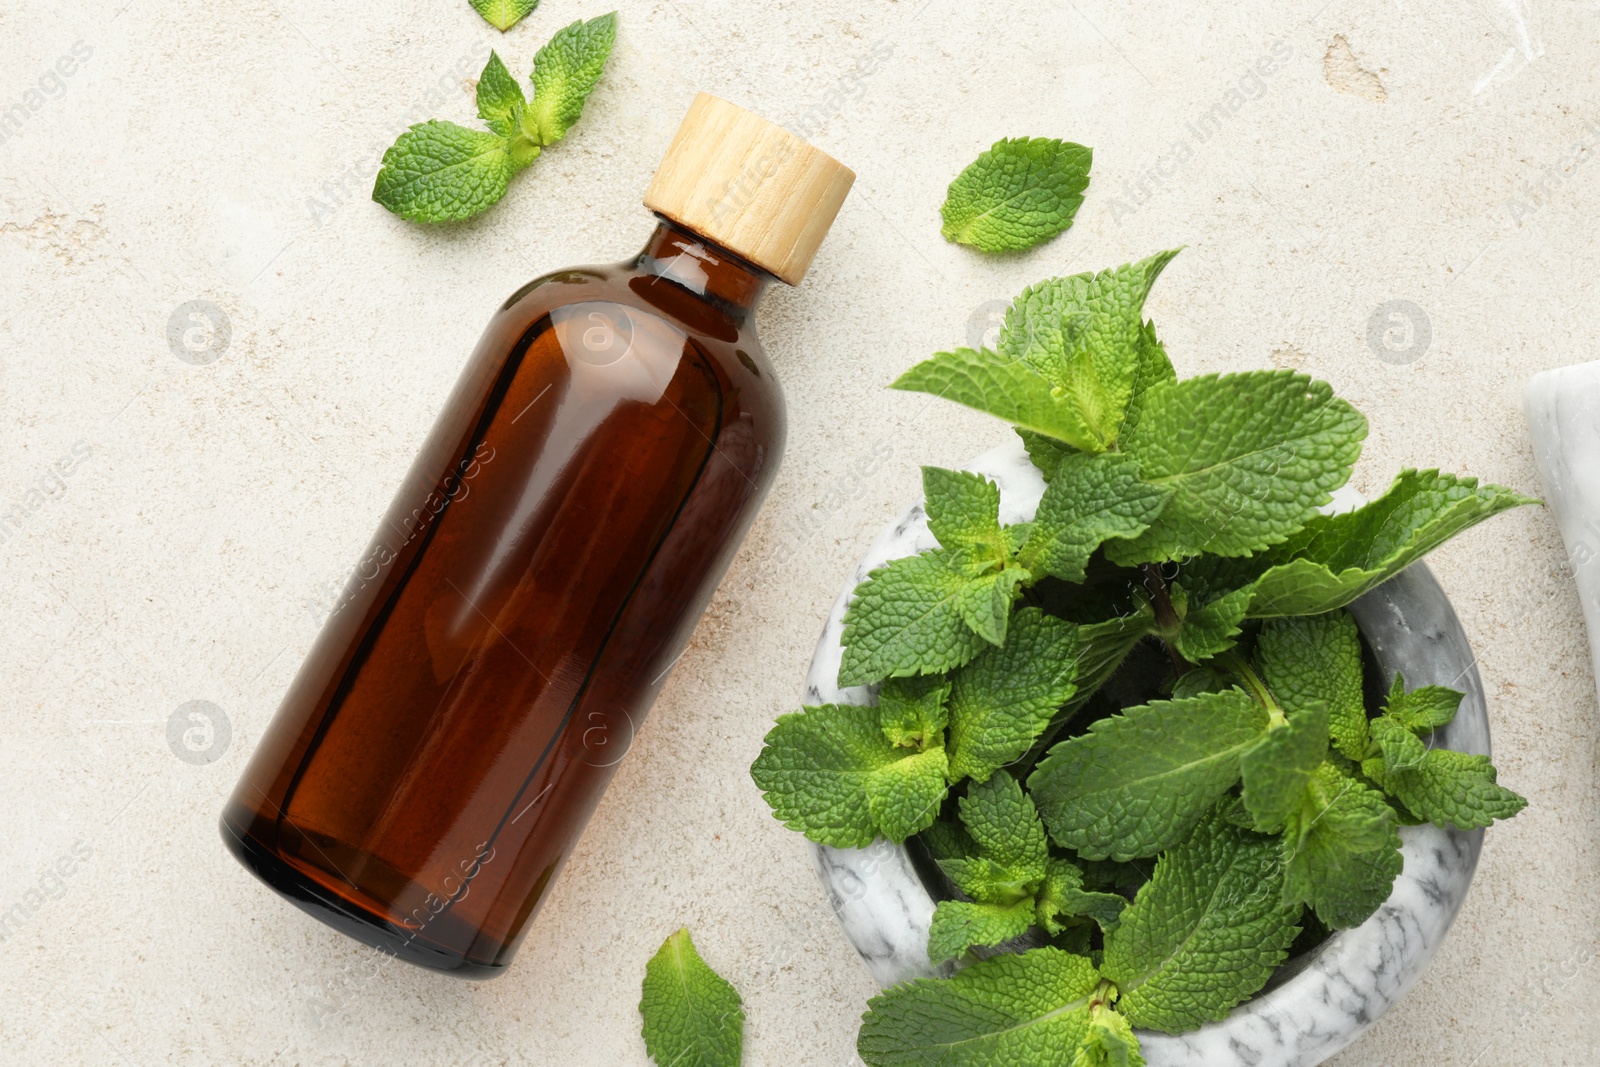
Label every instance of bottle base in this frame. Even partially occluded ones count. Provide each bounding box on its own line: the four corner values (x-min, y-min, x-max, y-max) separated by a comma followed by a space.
219, 814, 505, 981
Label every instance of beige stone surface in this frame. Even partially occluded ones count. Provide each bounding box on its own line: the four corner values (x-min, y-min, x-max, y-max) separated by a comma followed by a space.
0, 1, 1592, 1064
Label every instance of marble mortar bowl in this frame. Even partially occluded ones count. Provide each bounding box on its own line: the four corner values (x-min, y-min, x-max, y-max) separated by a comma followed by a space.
803, 439, 1491, 1067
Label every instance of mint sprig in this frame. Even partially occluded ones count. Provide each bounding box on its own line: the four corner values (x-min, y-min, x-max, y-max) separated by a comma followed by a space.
373, 16, 617, 223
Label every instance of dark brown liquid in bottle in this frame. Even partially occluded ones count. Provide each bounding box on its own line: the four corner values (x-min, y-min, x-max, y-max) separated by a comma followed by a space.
221, 220, 783, 977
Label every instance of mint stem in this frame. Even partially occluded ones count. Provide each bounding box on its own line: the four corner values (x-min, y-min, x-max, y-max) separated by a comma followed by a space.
1140, 563, 1191, 675
1219, 651, 1287, 727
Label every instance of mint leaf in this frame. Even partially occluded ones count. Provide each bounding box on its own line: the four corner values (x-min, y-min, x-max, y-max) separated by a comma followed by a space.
1074, 1004, 1145, 1067
923, 466, 1008, 573
1016, 428, 1076, 481
1028, 690, 1269, 861
1240, 703, 1331, 833
940, 138, 1092, 253
959, 770, 1049, 879
1255, 611, 1369, 760
1382, 673, 1463, 734
857, 947, 1102, 1067
639, 928, 743, 1067
1122, 320, 1176, 433
1018, 454, 1172, 583
999, 251, 1179, 453
928, 899, 1036, 961
891, 348, 1104, 452
1102, 810, 1300, 1033
1038, 858, 1128, 935
947, 608, 1080, 782
1385, 749, 1527, 830
1169, 668, 1234, 700
1105, 371, 1368, 563
1368, 715, 1427, 777
1166, 584, 1252, 663
476, 51, 529, 136
871, 747, 955, 841
839, 550, 992, 687
1243, 469, 1537, 617
372, 121, 516, 223
525, 14, 617, 145
879, 675, 951, 750
956, 565, 1029, 645
939, 855, 1035, 903
470, 0, 540, 32
750, 704, 947, 847
1282, 762, 1401, 928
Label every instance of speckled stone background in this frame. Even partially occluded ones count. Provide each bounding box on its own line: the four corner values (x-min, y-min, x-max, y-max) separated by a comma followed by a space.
0, 1, 1590, 1064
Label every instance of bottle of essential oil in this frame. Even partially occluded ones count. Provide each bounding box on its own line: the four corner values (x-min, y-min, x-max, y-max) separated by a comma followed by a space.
220, 94, 854, 978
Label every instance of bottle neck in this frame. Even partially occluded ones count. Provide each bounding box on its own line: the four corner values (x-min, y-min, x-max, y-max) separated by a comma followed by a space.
636, 218, 774, 320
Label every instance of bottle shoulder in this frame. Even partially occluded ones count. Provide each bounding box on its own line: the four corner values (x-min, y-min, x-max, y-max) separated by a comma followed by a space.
489, 261, 784, 420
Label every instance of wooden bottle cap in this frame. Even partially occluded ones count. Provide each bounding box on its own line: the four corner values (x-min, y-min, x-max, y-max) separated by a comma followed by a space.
644, 93, 855, 286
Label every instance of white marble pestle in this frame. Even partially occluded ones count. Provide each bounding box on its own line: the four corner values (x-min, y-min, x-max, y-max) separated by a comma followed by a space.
1526, 362, 1600, 700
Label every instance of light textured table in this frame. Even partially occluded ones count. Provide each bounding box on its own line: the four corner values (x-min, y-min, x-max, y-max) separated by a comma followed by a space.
0, 2, 1590, 1064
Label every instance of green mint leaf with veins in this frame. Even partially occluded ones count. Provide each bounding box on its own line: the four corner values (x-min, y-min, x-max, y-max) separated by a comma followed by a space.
1384, 748, 1527, 830
525, 14, 617, 145
940, 137, 1092, 253
1105, 371, 1368, 563
940, 854, 1035, 903
372, 120, 517, 223
857, 947, 1104, 1067
1165, 583, 1253, 663
1102, 809, 1301, 1033
470, 0, 540, 32
1240, 703, 1331, 833
1382, 673, 1463, 734
1017, 454, 1172, 584
946, 608, 1080, 782
1367, 714, 1428, 780
892, 348, 1107, 452
1255, 611, 1369, 761
1282, 762, 1401, 928
928, 899, 1036, 962
639, 928, 744, 1067
999, 251, 1179, 453
476, 51, 529, 136
839, 549, 992, 687
1028, 690, 1269, 861
1241, 469, 1537, 617
957, 564, 1029, 646
749, 703, 947, 847
1073, 1003, 1145, 1067
959, 770, 1049, 879
1121, 319, 1177, 434
1038, 857, 1128, 936
923, 466, 1009, 575
879, 675, 951, 749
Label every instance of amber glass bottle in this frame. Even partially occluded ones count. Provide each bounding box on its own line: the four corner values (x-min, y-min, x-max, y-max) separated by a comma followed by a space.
220, 94, 853, 978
